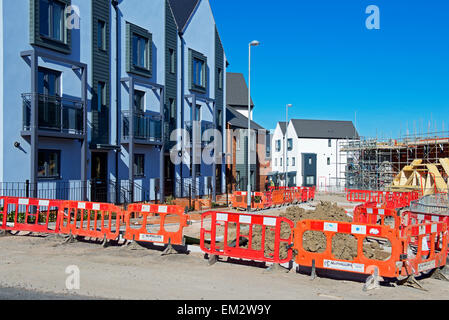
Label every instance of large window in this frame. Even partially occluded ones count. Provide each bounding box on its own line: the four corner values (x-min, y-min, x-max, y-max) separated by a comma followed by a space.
38, 149, 60, 179
287, 138, 293, 151
39, 0, 66, 42
134, 90, 145, 112
292, 157, 296, 166
132, 34, 150, 70
97, 82, 106, 112
275, 139, 281, 152
134, 154, 145, 177
218, 68, 223, 89
169, 48, 175, 74
97, 20, 106, 50
193, 58, 205, 87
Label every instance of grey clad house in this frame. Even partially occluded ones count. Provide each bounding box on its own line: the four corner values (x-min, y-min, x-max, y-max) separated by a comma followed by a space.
0, 0, 228, 203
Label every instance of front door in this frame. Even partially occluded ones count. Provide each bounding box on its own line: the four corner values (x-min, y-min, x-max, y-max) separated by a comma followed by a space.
302, 153, 317, 187
91, 152, 108, 202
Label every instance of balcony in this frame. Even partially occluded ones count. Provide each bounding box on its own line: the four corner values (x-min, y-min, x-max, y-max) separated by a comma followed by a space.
22, 93, 84, 138
122, 111, 162, 145
184, 120, 216, 149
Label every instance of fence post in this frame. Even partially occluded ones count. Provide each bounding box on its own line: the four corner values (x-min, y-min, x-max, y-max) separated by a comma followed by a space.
26, 180, 30, 198
189, 184, 192, 210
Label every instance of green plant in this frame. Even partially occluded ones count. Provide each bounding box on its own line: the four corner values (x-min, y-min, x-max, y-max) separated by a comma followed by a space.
165, 196, 174, 205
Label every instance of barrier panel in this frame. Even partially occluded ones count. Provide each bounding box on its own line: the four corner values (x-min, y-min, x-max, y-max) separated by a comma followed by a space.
59, 201, 122, 241
352, 205, 403, 235
0, 197, 62, 234
123, 203, 188, 245
200, 211, 294, 264
347, 189, 420, 208
402, 221, 448, 276
293, 219, 404, 278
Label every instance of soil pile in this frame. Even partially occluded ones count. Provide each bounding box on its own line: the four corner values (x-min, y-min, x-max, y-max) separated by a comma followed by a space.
218, 201, 391, 262
257, 201, 354, 260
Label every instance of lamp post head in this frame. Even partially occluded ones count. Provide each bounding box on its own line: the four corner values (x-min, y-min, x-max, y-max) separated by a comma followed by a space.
287, 104, 293, 108
250, 40, 260, 47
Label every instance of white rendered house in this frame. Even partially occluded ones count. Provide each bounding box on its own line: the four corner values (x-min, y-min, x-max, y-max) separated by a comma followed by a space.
271, 119, 358, 191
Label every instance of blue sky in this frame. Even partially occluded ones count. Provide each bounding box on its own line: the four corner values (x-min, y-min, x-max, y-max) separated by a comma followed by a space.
210, 0, 449, 138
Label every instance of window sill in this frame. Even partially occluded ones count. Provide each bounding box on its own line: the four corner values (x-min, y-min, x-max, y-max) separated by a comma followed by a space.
39, 34, 67, 45
37, 177, 62, 181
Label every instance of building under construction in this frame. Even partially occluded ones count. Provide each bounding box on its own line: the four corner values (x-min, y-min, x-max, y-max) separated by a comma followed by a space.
339, 131, 449, 193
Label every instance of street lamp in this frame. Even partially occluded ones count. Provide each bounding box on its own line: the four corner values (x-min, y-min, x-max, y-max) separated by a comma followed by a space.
285, 104, 292, 187
247, 40, 260, 212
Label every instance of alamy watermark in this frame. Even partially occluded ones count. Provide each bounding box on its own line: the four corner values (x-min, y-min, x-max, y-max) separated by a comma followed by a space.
65, 265, 80, 290
365, 5, 380, 30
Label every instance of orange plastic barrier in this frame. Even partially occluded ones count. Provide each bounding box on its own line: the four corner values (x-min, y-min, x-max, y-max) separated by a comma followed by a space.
59, 201, 122, 241
352, 205, 403, 235
402, 221, 448, 276
0, 197, 62, 234
346, 190, 420, 208
123, 203, 188, 245
200, 211, 294, 264
294, 219, 404, 278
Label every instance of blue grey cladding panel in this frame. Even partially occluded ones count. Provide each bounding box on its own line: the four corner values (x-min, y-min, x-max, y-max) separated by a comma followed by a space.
215, 27, 224, 109
165, 0, 178, 149
92, 0, 110, 145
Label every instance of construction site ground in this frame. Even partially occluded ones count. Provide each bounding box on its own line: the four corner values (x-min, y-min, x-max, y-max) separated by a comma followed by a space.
0, 192, 448, 300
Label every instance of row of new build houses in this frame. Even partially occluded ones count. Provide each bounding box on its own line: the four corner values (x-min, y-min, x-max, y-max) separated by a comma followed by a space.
0, 0, 358, 204
0, 0, 229, 203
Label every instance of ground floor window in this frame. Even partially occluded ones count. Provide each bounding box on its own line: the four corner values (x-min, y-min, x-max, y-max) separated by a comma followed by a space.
306, 176, 315, 185
134, 154, 145, 177
38, 149, 60, 178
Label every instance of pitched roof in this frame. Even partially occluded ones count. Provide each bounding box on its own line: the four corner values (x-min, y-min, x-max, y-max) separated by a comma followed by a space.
290, 119, 359, 139
226, 72, 254, 108
278, 122, 287, 135
167, 0, 200, 32
227, 106, 264, 130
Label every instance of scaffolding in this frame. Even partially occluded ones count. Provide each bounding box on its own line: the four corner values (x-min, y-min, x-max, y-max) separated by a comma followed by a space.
338, 131, 449, 191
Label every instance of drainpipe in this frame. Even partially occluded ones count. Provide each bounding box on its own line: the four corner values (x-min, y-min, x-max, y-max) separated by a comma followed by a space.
112, 0, 120, 204
179, 31, 185, 198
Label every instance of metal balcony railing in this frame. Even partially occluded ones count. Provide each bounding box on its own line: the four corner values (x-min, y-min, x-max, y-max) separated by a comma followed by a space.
122, 111, 162, 143
22, 93, 84, 135
184, 120, 216, 148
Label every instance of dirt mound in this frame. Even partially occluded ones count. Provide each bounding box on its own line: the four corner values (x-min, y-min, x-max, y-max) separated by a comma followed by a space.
257, 201, 353, 260
218, 201, 390, 263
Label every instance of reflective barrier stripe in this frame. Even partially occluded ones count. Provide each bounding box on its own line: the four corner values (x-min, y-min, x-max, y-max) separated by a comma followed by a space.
59, 201, 122, 240
293, 219, 404, 278
124, 204, 188, 245
0, 197, 62, 234
200, 211, 294, 264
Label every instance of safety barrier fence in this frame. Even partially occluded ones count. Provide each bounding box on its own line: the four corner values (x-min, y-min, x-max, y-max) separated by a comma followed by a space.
200, 211, 294, 264
1, 194, 448, 285
123, 203, 189, 245
231, 187, 315, 211
346, 189, 420, 208
0, 196, 189, 247
200, 208, 448, 279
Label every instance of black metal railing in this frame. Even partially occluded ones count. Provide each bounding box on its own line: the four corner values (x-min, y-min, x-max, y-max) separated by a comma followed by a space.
122, 111, 162, 143
22, 93, 84, 135
0, 179, 153, 205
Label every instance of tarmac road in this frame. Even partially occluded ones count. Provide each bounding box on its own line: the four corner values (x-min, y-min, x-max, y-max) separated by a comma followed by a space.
0, 286, 98, 300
